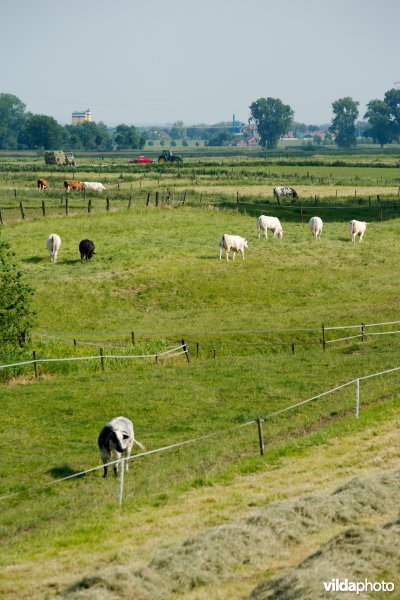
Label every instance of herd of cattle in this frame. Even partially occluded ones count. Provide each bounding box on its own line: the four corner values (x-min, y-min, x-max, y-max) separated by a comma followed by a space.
41, 180, 369, 263
219, 217, 369, 260
37, 178, 106, 192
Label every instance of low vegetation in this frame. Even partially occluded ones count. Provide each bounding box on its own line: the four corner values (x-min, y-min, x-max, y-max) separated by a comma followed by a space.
0, 152, 399, 599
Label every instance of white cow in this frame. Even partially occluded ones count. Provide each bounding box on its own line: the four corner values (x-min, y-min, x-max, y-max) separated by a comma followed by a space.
83, 182, 107, 192
98, 416, 145, 478
309, 216, 323, 239
219, 234, 248, 260
257, 215, 283, 239
349, 220, 369, 243
46, 233, 61, 263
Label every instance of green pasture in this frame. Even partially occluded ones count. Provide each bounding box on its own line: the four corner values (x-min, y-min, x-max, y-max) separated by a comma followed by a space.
1, 153, 400, 598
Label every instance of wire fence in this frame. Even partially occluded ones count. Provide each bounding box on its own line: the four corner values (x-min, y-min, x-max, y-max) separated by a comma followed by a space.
1, 362, 399, 506
30, 319, 400, 357
1, 186, 400, 224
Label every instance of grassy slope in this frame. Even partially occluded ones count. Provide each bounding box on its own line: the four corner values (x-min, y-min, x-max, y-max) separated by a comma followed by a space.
0, 198, 399, 598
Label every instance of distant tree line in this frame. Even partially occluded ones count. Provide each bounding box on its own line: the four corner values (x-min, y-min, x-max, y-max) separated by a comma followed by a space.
0, 94, 146, 152
1, 89, 400, 152
250, 89, 400, 150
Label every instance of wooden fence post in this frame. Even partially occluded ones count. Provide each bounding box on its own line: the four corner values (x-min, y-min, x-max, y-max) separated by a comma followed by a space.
155, 192, 159, 207
257, 418, 265, 456
131, 332, 135, 345
146, 192, 150, 207
106, 196, 110, 211
33, 351, 38, 379
181, 339, 190, 363
361, 323, 365, 342
41, 200, 46, 217
0, 208, 3, 225
196, 342, 199, 358
100, 348, 105, 371
128, 195, 132, 209
322, 323, 326, 351
88, 198, 92, 213
19, 202, 25, 220
65, 197, 69, 215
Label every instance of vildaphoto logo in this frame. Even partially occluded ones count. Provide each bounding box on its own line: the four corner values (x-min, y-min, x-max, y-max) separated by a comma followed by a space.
323, 579, 395, 594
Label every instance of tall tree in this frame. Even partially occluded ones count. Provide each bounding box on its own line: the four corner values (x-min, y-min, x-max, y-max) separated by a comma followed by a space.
0, 93, 26, 149
364, 99, 393, 147
21, 114, 64, 149
383, 88, 400, 141
0, 238, 34, 347
249, 97, 294, 149
114, 124, 141, 149
330, 97, 359, 147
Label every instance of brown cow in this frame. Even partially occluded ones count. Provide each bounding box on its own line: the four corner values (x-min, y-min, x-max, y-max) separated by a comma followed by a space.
64, 180, 84, 192
37, 178, 48, 191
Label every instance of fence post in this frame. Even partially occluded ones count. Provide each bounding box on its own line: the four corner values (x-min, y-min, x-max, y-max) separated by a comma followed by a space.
155, 192, 159, 207
300, 205, 303, 223
182, 338, 190, 363
19, 202, 25, 220
88, 198, 92, 213
0, 208, 3, 225
322, 323, 326, 351
196, 342, 199, 358
257, 418, 265, 456
361, 323, 365, 342
128, 195, 132, 209
65, 197, 69, 216
355, 378, 360, 418
41, 200, 46, 217
131, 331, 135, 345
32, 350, 38, 378
100, 348, 105, 372
118, 458, 125, 506
106, 196, 110, 211
146, 192, 150, 207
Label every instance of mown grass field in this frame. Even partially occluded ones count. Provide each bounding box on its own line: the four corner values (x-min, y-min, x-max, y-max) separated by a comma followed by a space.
1, 152, 400, 599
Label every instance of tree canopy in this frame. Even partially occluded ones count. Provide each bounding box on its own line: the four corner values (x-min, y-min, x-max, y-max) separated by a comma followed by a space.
330, 97, 359, 148
364, 88, 400, 147
249, 97, 294, 149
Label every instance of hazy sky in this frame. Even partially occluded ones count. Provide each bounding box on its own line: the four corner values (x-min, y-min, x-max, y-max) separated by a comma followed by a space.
2, 0, 399, 127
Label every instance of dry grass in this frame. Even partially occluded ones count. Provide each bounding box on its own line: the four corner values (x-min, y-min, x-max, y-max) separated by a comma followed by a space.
12, 419, 396, 600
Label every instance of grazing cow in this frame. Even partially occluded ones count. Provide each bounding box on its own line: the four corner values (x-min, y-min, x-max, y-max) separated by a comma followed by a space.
257, 215, 283, 239
349, 220, 369, 243
64, 180, 84, 192
46, 233, 61, 263
37, 178, 48, 191
79, 239, 95, 261
83, 182, 107, 192
98, 416, 145, 478
273, 186, 298, 200
219, 234, 248, 260
309, 216, 323, 239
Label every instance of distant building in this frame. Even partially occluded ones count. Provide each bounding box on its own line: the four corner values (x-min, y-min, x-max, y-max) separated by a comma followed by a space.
72, 109, 92, 126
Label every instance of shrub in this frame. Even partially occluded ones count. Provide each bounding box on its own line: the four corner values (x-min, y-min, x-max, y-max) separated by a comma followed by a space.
0, 238, 34, 347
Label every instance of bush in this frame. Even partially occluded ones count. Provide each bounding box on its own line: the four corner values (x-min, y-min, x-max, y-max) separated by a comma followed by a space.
0, 238, 34, 347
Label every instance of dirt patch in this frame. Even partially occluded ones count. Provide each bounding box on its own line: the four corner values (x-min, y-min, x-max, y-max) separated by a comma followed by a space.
60, 469, 400, 599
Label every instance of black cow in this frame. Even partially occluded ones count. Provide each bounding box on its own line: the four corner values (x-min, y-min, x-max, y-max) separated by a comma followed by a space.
79, 239, 95, 261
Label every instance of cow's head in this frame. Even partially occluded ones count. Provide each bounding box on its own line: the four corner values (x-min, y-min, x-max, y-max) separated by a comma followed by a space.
111, 429, 131, 453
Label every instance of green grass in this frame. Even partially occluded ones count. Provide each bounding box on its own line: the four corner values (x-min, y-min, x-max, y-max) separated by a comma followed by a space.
1, 154, 400, 598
